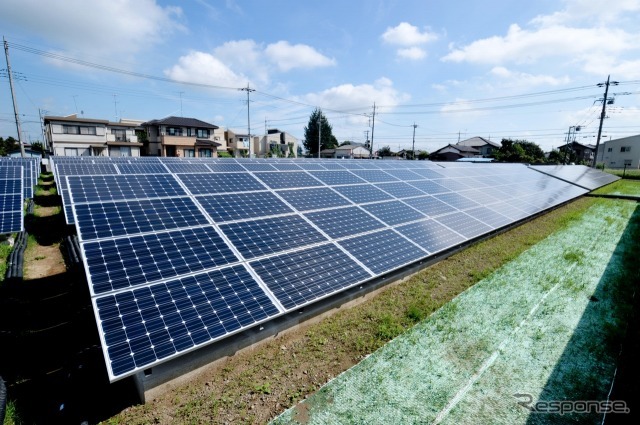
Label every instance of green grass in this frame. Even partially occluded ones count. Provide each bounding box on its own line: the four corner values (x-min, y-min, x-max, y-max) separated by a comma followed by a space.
0, 241, 11, 282
603, 167, 640, 179
592, 179, 640, 196
3, 399, 22, 425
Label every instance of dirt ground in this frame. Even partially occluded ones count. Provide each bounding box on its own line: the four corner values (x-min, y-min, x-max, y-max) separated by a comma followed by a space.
23, 242, 66, 280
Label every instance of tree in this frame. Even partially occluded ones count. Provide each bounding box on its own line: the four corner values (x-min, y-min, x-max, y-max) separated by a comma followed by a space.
303, 109, 338, 156
494, 139, 545, 163
378, 145, 393, 157
417, 151, 429, 160
0, 136, 18, 156
31, 141, 45, 154
547, 149, 564, 164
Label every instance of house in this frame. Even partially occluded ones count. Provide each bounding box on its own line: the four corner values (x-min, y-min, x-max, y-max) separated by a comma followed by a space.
334, 145, 370, 159
256, 129, 298, 158
225, 129, 251, 157
456, 137, 500, 157
143, 116, 225, 157
595, 135, 640, 168
8, 148, 42, 158
428, 144, 480, 161
320, 148, 336, 158
558, 141, 596, 164
44, 114, 143, 157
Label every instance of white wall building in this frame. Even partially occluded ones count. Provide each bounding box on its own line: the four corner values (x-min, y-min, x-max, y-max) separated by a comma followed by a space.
595, 135, 640, 168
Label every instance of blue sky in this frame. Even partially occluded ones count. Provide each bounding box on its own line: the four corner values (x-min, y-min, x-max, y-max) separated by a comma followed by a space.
1, 0, 639, 154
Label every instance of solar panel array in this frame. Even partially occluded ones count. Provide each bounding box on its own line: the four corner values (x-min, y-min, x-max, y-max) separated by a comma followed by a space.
0, 157, 38, 199
529, 164, 620, 190
0, 165, 24, 234
56, 157, 617, 382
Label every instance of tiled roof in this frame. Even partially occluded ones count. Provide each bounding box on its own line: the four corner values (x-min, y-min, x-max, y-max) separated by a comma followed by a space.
143, 116, 219, 129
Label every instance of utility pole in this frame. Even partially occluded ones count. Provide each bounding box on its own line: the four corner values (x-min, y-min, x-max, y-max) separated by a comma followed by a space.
113, 94, 118, 122
318, 109, 322, 159
370, 103, 376, 159
178, 91, 184, 117
4, 37, 25, 157
39, 108, 49, 152
364, 130, 369, 152
412, 123, 417, 160
239, 83, 255, 157
593, 75, 618, 168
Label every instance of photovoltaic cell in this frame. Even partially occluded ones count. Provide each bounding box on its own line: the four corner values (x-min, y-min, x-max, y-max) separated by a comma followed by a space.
333, 184, 393, 204
376, 182, 425, 198
404, 195, 458, 217
242, 163, 277, 172
176, 173, 264, 194
465, 206, 513, 229
433, 192, 479, 211
253, 171, 323, 189
361, 200, 426, 226
435, 211, 493, 239
74, 197, 210, 241
529, 165, 619, 190
382, 169, 422, 181
83, 226, 238, 295
250, 243, 371, 310
277, 187, 351, 211
116, 163, 169, 174
164, 163, 212, 173
196, 192, 292, 223
68, 174, 186, 203
308, 171, 364, 185
305, 206, 384, 238
407, 180, 450, 195
349, 170, 399, 183
220, 215, 327, 259
94, 265, 280, 377
207, 163, 246, 172
396, 219, 466, 253
337, 229, 426, 274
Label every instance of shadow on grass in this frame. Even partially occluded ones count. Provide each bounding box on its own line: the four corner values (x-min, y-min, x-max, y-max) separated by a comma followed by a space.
524, 203, 640, 425
31, 193, 62, 208
24, 210, 68, 246
0, 270, 139, 424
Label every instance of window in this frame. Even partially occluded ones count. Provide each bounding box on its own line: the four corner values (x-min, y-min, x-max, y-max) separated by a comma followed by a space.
79, 126, 97, 135
63, 125, 79, 134
621, 146, 631, 152
111, 129, 126, 141
64, 147, 78, 156
120, 146, 131, 157
184, 149, 195, 157
196, 128, 209, 138
167, 127, 182, 136
607, 147, 613, 152
624, 159, 632, 166
199, 149, 212, 157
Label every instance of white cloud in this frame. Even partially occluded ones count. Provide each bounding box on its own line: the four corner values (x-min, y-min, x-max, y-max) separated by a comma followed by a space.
397, 47, 427, 60
164, 51, 249, 89
490, 67, 571, 86
381, 22, 438, 46
0, 0, 184, 57
442, 0, 640, 78
265, 41, 336, 71
302, 78, 410, 115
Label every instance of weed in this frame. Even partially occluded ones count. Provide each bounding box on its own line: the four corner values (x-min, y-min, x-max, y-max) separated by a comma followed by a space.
375, 314, 404, 341
34, 255, 46, 261
253, 381, 272, 394
562, 248, 583, 264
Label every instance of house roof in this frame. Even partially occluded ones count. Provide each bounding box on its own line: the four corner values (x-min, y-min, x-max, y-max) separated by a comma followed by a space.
143, 116, 219, 129
432, 144, 480, 154
44, 114, 109, 125
457, 136, 500, 148
560, 141, 596, 150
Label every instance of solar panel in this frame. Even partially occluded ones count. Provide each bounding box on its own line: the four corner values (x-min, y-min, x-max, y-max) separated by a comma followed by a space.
0, 165, 23, 234
528, 165, 619, 190
63, 158, 596, 382
116, 163, 169, 174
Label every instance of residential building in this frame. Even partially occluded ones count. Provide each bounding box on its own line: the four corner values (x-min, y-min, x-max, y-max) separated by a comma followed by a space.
558, 141, 596, 164
595, 135, 640, 168
44, 114, 143, 157
225, 129, 251, 157
456, 137, 500, 157
428, 144, 480, 161
142, 116, 224, 157
255, 129, 298, 158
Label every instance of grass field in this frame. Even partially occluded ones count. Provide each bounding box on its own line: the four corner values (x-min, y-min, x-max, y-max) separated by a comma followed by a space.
603, 168, 640, 180
592, 179, 640, 197
273, 199, 638, 424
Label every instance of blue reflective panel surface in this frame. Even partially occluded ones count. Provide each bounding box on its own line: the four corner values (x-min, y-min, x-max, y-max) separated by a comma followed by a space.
75, 197, 210, 241
350, 170, 399, 183
242, 163, 277, 172
220, 215, 327, 259
277, 187, 351, 211
177, 173, 264, 194
333, 185, 393, 204
465, 206, 513, 229
396, 219, 466, 253
250, 243, 370, 310
433, 178, 473, 191
434, 211, 493, 239
0, 211, 22, 234
197, 192, 292, 222
116, 164, 169, 174
68, 174, 186, 203
407, 180, 450, 195
383, 169, 422, 181
207, 163, 246, 172
84, 226, 238, 294
253, 172, 323, 189
305, 206, 384, 238
433, 192, 479, 211
0, 194, 21, 211
361, 200, 425, 225
95, 264, 280, 377
376, 182, 425, 199
410, 168, 444, 179
338, 229, 425, 274
164, 163, 211, 173
403, 195, 457, 217
308, 171, 364, 185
